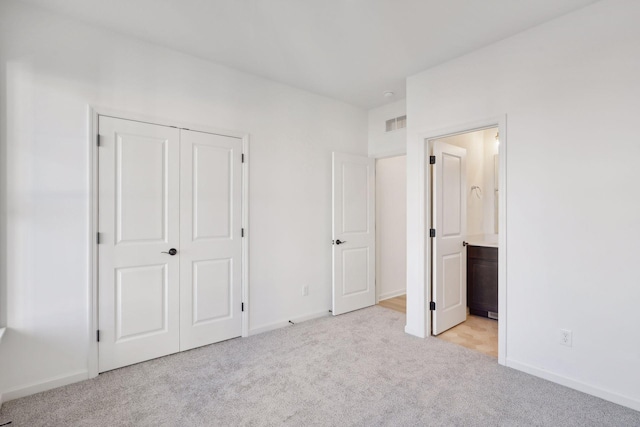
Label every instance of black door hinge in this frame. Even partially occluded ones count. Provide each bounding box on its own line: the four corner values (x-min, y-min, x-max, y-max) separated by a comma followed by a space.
241, 228, 245, 237
241, 153, 245, 163
429, 229, 436, 238
96, 232, 101, 244
429, 156, 436, 164
430, 301, 436, 311
96, 135, 101, 147
241, 302, 245, 312
96, 330, 100, 342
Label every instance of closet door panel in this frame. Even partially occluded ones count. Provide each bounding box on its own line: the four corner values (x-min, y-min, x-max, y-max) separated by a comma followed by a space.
98, 116, 180, 372
179, 129, 243, 351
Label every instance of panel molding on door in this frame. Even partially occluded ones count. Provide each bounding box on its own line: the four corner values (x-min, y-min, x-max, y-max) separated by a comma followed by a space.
432, 141, 467, 335
179, 129, 243, 351
98, 116, 180, 372
332, 152, 376, 316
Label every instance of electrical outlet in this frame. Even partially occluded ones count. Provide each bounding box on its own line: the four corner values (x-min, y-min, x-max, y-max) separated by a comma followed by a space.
302, 285, 309, 296
560, 329, 572, 347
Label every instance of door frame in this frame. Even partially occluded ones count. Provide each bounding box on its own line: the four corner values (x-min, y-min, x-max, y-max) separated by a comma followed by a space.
87, 106, 250, 378
418, 115, 507, 365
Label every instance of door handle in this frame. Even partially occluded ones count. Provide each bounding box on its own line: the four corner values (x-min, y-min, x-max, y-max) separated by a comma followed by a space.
161, 248, 178, 256
334, 239, 346, 245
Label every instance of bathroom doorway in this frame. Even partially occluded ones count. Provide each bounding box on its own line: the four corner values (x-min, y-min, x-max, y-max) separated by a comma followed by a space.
429, 127, 500, 358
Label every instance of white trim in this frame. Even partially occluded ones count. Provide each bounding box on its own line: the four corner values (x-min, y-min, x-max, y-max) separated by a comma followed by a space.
90, 106, 247, 140
497, 118, 507, 367
378, 290, 406, 301
506, 358, 640, 412
88, 106, 251, 378
249, 310, 330, 336
241, 136, 250, 338
1, 370, 89, 403
413, 115, 507, 365
88, 107, 99, 379
0, 326, 4, 407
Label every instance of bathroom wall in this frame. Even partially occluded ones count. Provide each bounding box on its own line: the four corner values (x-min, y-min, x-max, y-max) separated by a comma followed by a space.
438, 129, 497, 236
482, 129, 500, 234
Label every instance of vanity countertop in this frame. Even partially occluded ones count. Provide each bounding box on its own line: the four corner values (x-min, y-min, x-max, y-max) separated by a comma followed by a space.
466, 234, 499, 248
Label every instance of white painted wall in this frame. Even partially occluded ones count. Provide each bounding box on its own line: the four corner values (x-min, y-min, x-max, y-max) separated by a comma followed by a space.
368, 99, 406, 157
482, 129, 500, 234
406, 0, 640, 410
0, 0, 367, 400
375, 156, 406, 301
438, 130, 489, 236
438, 128, 499, 235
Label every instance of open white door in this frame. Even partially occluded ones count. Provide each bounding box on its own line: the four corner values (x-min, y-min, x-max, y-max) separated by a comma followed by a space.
332, 152, 375, 315
179, 129, 243, 351
98, 116, 181, 372
432, 141, 467, 335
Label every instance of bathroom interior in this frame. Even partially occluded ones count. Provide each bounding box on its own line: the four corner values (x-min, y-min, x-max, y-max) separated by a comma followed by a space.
377, 126, 500, 358
433, 127, 500, 357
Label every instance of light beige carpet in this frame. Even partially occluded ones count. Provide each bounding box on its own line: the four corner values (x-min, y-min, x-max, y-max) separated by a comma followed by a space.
1, 306, 638, 426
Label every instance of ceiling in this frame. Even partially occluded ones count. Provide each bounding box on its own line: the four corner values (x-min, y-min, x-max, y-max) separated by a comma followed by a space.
20, 0, 599, 109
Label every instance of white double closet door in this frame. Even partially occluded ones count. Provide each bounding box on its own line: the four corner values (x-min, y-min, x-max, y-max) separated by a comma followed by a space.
98, 116, 243, 373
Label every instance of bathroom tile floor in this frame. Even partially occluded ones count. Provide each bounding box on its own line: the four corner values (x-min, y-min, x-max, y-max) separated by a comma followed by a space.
378, 295, 498, 358
437, 313, 498, 358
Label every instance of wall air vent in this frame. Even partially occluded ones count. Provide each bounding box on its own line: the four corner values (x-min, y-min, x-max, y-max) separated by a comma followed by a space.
386, 118, 396, 132
385, 115, 407, 132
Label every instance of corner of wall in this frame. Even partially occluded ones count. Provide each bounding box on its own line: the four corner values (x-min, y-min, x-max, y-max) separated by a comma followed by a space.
0, 327, 5, 408
1, 370, 89, 404
368, 99, 407, 157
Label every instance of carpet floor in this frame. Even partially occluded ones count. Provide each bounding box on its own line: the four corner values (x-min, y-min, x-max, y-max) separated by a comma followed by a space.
1, 306, 638, 426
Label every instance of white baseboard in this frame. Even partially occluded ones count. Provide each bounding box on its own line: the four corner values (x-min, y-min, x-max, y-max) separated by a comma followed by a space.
0, 328, 6, 409
2, 369, 89, 403
249, 310, 331, 336
378, 290, 406, 302
506, 359, 640, 412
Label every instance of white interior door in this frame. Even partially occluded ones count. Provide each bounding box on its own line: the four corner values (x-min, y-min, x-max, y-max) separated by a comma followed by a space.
179, 130, 243, 351
432, 141, 467, 335
332, 152, 375, 315
98, 116, 180, 372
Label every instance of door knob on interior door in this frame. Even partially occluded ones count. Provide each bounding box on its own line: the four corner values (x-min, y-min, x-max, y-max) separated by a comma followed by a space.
334, 239, 346, 245
161, 248, 178, 255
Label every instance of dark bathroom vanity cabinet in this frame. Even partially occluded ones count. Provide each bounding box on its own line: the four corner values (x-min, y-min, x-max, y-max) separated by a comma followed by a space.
467, 245, 498, 319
